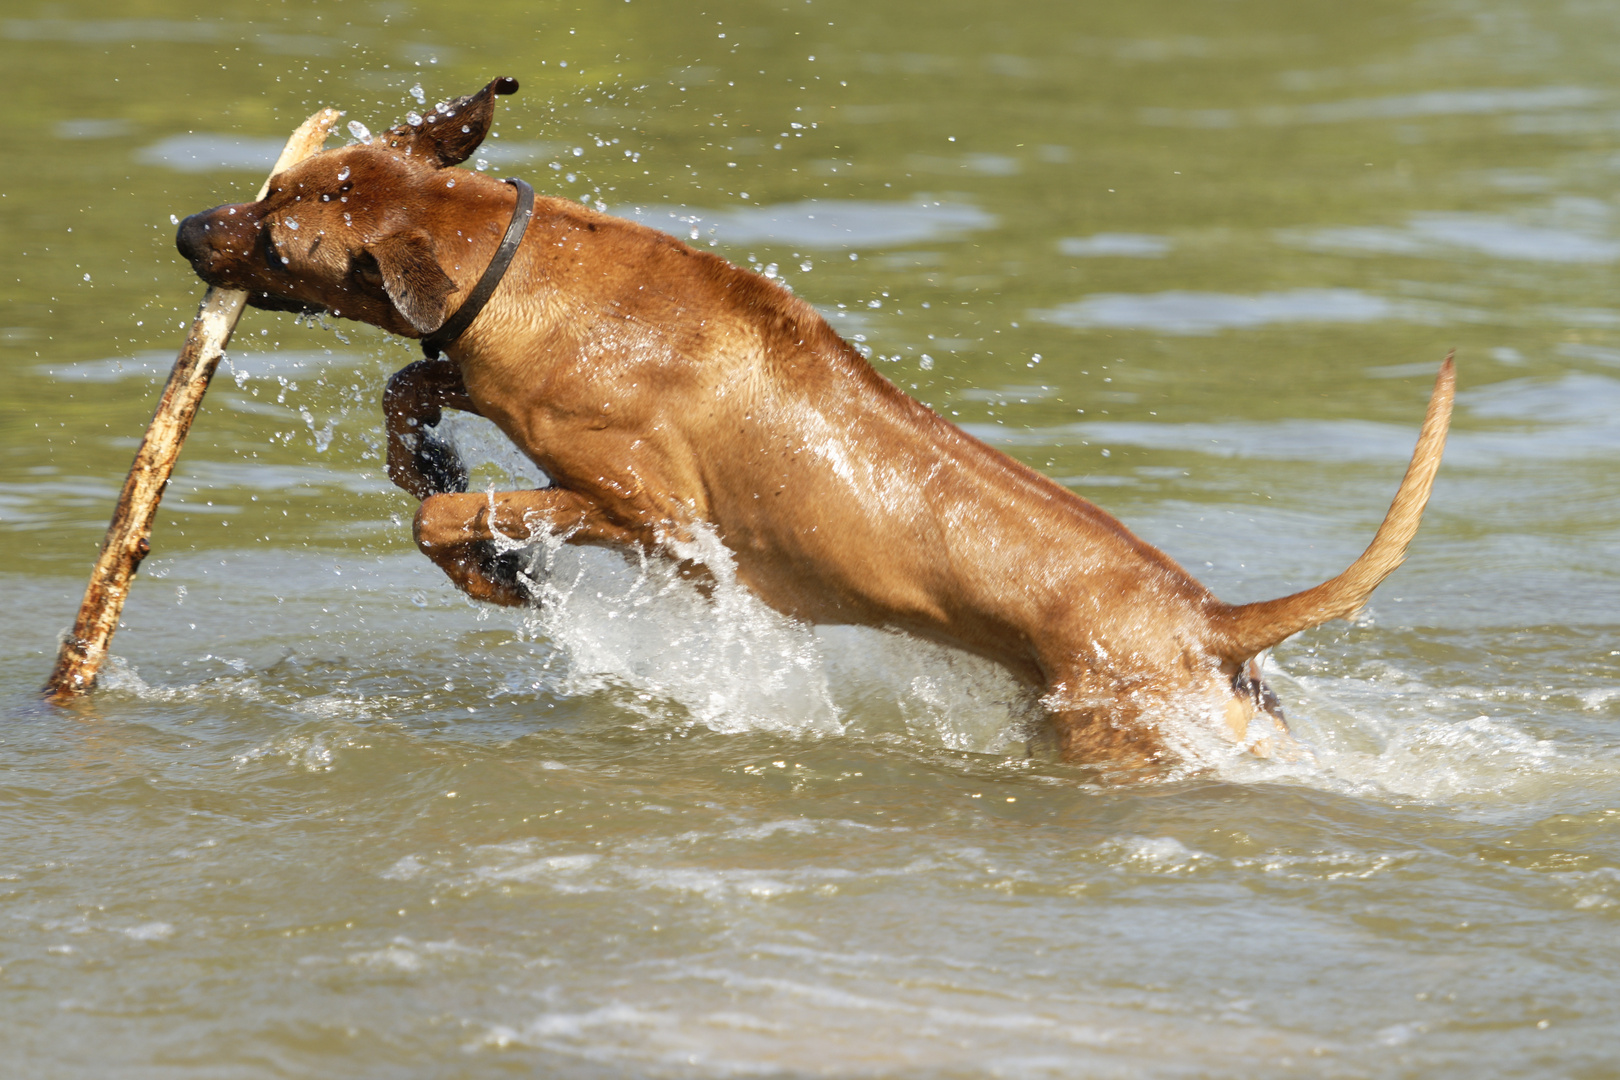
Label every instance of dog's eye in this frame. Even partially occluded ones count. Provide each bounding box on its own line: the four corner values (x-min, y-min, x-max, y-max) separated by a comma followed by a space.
351, 253, 384, 287
260, 229, 285, 269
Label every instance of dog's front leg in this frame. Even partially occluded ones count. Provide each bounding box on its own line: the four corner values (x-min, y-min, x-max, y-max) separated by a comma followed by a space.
383, 358, 480, 500
414, 489, 640, 606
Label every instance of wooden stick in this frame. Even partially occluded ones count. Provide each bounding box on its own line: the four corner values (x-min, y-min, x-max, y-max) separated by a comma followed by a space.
43, 107, 343, 703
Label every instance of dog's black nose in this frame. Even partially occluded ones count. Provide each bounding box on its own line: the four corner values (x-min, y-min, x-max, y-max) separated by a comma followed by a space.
175, 212, 210, 265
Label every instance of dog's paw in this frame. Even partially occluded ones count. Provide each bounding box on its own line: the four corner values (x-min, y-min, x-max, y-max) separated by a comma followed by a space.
415, 434, 468, 494
480, 543, 545, 597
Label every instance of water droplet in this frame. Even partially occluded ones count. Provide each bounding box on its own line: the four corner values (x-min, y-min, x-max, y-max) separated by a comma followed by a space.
409, 83, 425, 104
347, 121, 372, 144
286, 220, 299, 230
920, 354, 934, 370
406, 112, 423, 127
337, 166, 350, 181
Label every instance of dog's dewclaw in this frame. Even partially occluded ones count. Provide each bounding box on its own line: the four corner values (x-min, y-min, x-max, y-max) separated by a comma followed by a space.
41, 108, 342, 704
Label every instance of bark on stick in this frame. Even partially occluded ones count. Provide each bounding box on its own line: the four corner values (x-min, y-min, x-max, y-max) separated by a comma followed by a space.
43, 107, 342, 703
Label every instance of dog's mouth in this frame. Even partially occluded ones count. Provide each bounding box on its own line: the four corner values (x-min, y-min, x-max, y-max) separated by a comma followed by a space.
243, 291, 327, 316
176, 209, 327, 316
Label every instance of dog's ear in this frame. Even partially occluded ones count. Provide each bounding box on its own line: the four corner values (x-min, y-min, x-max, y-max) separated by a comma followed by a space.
369, 231, 456, 334
380, 76, 518, 167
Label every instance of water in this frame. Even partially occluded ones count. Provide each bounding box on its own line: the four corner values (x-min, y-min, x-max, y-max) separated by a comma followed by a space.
3, 0, 1619, 1075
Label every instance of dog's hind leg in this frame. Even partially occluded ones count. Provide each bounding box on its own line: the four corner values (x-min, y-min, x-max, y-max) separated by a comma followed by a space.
1039, 669, 1173, 777
413, 489, 639, 606
1046, 705, 1169, 774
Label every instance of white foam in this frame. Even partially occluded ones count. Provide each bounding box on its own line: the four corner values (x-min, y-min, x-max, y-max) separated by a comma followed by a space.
1581, 688, 1620, 712
98, 656, 267, 705
468, 846, 602, 888
1097, 836, 1211, 872
1197, 662, 1590, 804
232, 727, 371, 773
497, 526, 843, 737
476, 1003, 662, 1051
382, 855, 428, 881
347, 944, 423, 972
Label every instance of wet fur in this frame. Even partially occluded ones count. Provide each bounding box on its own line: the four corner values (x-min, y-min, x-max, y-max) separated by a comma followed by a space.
176, 78, 1455, 775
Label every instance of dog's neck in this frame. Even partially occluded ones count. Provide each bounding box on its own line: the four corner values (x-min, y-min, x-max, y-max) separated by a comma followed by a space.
421, 178, 534, 359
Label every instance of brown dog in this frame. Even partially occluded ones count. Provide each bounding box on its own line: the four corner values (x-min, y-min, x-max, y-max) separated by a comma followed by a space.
176, 77, 1453, 772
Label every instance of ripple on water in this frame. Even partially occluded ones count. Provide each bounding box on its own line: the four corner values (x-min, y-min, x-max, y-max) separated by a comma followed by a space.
1139, 85, 1600, 128
35, 348, 369, 384
1279, 212, 1620, 263
1057, 233, 1173, 258
1030, 287, 1454, 335
963, 370, 1620, 467
134, 133, 287, 173
618, 198, 997, 249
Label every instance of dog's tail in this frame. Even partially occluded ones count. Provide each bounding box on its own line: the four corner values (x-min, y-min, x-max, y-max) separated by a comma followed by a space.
1209, 355, 1455, 664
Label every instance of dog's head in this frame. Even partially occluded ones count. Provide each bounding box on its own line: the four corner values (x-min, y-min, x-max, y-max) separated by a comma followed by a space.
175, 77, 520, 337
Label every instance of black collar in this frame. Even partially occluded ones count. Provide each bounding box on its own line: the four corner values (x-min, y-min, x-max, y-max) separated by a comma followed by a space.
420, 177, 535, 358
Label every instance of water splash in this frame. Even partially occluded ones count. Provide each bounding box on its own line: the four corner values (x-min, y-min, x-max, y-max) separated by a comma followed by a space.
1191, 662, 1598, 803
427, 418, 1035, 747
433, 413, 548, 489
501, 526, 846, 737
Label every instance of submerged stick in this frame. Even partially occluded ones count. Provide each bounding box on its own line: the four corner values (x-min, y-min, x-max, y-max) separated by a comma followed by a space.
43, 107, 342, 703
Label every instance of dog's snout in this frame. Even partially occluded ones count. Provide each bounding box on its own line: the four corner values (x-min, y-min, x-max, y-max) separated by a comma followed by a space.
175, 212, 211, 265
175, 204, 262, 288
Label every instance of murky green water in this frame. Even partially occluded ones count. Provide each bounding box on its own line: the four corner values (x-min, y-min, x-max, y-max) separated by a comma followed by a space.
3, 0, 1619, 1075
